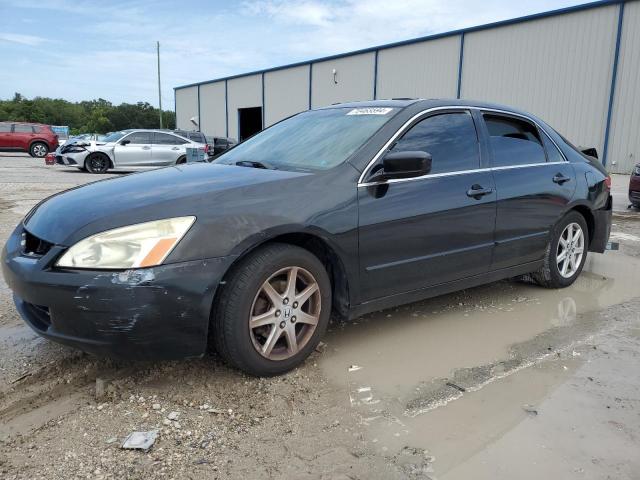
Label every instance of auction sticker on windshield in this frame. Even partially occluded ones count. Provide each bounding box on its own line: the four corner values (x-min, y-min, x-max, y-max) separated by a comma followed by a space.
346, 107, 394, 115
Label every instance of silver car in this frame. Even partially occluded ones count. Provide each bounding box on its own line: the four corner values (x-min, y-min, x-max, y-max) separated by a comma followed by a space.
54, 129, 207, 174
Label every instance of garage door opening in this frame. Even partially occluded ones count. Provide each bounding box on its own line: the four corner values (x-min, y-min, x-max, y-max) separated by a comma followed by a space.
238, 107, 262, 141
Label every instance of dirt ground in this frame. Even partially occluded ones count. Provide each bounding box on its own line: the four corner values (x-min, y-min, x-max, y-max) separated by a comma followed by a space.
1, 154, 639, 480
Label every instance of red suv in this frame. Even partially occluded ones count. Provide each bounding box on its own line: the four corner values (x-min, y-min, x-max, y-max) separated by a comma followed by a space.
0, 122, 59, 158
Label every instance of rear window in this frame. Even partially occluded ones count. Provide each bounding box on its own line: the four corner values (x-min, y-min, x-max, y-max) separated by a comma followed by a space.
14, 124, 34, 133
154, 132, 187, 145
483, 114, 546, 167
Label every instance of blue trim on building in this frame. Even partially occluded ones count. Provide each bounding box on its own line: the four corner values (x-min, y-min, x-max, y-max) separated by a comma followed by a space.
196, 85, 201, 132
373, 49, 379, 100
175, 0, 626, 91
456, 33, 465, 99
224, 79, 229, 138
261, 72, 265, 127
602, 1, 625, 167
308, 63, 313, 109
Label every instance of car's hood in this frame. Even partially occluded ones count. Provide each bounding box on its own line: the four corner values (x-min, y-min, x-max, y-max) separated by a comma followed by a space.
24, 163, 308, 245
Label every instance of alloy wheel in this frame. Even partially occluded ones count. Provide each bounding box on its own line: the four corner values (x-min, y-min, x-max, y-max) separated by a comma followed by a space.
32, 144, 47, 157
556, 222, 584, 278
89, 156, 108, 173
249, 266, 321, 361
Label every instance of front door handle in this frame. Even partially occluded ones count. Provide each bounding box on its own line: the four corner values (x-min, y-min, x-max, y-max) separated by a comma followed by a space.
553, 173, 571, 184
171, 147, 180, 150
466, 184, 494, 199
142, 146, 151, 150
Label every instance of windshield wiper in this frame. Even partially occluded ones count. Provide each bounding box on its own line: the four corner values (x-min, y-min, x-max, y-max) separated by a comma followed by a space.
235, 160, 275, 169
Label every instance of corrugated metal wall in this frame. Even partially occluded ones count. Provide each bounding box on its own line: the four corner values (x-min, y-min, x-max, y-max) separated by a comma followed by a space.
311, 53, 375, 108
175, 1, 639, 173
227, 74, 262, 140
264, 65, 310, 126
199, 82, 226, 136
376, 36, 461, 99
175, 86, 199, 132
607, 1, 640, 173
461, 5, 619, 156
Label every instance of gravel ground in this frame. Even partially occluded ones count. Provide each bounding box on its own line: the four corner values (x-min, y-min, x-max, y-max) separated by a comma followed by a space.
1, 154, 639, 479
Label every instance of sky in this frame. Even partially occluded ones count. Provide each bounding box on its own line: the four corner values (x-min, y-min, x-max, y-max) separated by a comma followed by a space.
0, 0, 588, 110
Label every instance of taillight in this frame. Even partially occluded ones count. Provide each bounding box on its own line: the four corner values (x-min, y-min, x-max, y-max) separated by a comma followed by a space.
604, 175, 611, 190
204, 144, 210, 154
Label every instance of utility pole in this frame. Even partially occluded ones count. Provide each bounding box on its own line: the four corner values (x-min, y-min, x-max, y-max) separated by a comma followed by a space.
157, 41, 163, 129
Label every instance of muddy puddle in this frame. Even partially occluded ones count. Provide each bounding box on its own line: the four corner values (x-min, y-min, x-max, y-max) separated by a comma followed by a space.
321, 249, 640, 476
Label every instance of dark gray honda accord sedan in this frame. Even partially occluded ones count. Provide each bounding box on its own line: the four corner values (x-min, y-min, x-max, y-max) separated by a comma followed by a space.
2, 99, 612, 376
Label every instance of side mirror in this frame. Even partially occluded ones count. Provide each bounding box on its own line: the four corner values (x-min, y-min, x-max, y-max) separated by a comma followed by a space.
373, 151, 432, 182
120, 139, 130, 146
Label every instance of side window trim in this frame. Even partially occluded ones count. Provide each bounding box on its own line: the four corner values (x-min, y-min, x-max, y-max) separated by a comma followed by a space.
481, 110, 548, 167
480, 109, 568, 164
357, 105, 567, 187
364, 108, 480, 183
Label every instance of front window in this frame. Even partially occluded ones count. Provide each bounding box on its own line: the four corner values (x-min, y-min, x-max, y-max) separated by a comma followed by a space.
103, 131, 128, 143
215, 107, 398, 171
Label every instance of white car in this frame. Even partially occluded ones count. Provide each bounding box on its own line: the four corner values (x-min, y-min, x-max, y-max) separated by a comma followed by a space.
54, 129, 208, 174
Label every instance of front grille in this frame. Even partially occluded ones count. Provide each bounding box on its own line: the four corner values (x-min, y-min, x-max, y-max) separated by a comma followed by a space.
22, 230, 53, 257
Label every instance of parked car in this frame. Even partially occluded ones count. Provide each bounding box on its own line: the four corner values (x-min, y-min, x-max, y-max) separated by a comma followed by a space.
54, 129, 207, 173
0, 122, 59, 157
630, 163, 640, 208
206, 135, 237, 156
1, 99, 612, 376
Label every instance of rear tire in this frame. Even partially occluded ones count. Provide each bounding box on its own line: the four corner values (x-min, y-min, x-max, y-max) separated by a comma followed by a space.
529, 211, 589, 289
176, 155, 186, 165
30, 142, 48, 158
211, 243, 332, 376
85, 153, 110, 174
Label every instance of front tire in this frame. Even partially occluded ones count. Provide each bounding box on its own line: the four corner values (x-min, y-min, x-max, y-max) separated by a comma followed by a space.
530, 211, 589, 289
30, 142, 48, 158
85, 153, 110, 174
176, 155, 186, 165
211, 243, 332, 376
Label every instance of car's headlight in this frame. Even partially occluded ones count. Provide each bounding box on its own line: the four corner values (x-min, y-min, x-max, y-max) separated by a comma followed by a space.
56, 216, 195, 269
635, 165, 640, 176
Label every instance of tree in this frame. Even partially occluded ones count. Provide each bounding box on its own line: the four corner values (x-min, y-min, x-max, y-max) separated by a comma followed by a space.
0, 94, 174, 133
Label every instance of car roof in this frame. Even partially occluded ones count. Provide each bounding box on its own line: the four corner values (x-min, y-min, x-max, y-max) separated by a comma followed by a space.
320, 98, 537, 118
1, 121, 48, 126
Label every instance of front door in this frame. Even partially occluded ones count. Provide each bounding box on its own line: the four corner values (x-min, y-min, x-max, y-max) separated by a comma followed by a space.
113, 131, 152, 166
357, 110, 497, 302
479, 112, 576, 270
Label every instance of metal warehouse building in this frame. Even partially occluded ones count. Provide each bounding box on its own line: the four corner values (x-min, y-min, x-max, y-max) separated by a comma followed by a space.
174, 0, 640, 173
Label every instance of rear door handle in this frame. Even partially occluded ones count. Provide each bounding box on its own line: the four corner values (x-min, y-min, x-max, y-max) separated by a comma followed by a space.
171, 147, 180, 150
466, 184, 494, 199
553, 173, 571, 184
142, 146, 151, 150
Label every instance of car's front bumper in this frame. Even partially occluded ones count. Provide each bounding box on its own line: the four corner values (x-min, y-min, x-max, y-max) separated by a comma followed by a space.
1, 224, 235, 360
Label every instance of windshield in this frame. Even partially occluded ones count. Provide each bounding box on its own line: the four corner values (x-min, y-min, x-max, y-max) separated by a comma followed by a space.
215, 107, 397, 171
102, 131, 128, 143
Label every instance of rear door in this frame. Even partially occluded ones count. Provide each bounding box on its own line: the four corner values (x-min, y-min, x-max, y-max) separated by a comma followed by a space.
357, 109, 497, 301
479, 112, 576, 270
152, 132, 188, 165
113, 131, 152, 166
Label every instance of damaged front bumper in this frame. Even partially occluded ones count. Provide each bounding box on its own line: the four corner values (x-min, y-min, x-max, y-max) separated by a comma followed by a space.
1, 224, 235, 360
